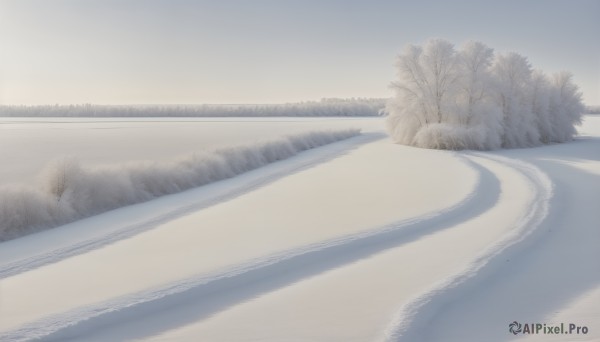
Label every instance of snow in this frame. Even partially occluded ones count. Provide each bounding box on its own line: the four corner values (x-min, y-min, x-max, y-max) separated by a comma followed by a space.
403, 132, 599, 341
0, 116, 598, 341
527, 286, 600, 341
136, 154, 535, 342
0, 134, 474, 338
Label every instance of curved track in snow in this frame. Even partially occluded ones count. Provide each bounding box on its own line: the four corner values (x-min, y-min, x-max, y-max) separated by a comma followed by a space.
384, 153, 554, 341
129, 150, 552, 342
0, 151, 488, 341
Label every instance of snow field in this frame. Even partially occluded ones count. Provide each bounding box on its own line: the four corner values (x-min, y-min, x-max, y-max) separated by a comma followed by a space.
385, 153, 553, 341
412, 139, 600, 341
0, 136, 475, 340
137, 154, 536, 342
0, 116, 597, 341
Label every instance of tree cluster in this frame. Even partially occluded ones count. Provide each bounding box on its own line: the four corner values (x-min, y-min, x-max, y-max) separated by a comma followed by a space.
386, 39, 584, 149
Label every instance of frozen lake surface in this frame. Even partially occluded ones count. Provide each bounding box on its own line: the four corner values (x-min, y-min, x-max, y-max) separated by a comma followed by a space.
0, 117, 382, 185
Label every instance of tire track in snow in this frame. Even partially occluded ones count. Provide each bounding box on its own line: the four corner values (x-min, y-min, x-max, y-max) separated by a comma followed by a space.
0, 133, 382, 280
1, 154, 499, 342
384, 152, 553, 341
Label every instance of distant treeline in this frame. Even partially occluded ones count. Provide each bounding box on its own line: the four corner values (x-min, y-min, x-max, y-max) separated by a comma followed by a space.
0, 98, 386, 117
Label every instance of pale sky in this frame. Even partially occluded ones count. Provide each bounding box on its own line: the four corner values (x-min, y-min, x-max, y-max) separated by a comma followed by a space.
0, 0, 598, 105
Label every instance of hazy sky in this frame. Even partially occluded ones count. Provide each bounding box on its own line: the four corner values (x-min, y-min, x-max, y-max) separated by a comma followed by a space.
1, 0, 598, 105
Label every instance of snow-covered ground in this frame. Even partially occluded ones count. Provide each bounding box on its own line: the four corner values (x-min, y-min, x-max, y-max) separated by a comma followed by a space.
0, 116, 598, 341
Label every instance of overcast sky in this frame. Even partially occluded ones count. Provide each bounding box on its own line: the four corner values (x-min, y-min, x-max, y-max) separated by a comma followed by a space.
1, 0, 598, 105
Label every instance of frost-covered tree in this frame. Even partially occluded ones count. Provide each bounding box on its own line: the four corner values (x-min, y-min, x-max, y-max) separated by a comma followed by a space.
388, 39, 502, 149
547, 71, 584, 142
387, 39, 462, 147
392, 39, 459, 125
490, 52, 540, 148
530, 70, 553, 143
522, 70, 583, 144
453, 41, 503, 149
386, 38, 584, 150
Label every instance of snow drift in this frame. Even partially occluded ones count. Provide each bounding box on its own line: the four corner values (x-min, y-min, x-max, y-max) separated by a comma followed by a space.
0, 129, 360, 241
0, 98, 385, 117
385, 39, 584, 150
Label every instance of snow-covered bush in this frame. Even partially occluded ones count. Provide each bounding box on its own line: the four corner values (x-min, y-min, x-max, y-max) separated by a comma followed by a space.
0, 129, 360, 241
386, 39, 584, 149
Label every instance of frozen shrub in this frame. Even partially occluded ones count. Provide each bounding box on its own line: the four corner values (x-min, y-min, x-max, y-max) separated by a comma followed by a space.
0, 129, 360, 241
0, 186, 71, 239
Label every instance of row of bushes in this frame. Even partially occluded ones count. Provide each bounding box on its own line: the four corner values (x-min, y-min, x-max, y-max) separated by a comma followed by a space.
0, 129, 360, 241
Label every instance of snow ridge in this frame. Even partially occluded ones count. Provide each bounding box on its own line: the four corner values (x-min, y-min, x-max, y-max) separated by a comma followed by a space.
0, 154, 495, 341
383, 153, 553, 341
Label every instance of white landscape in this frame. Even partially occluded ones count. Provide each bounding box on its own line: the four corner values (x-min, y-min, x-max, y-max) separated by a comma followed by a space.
1, 1, 599, 341
0, 114, 598, 341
